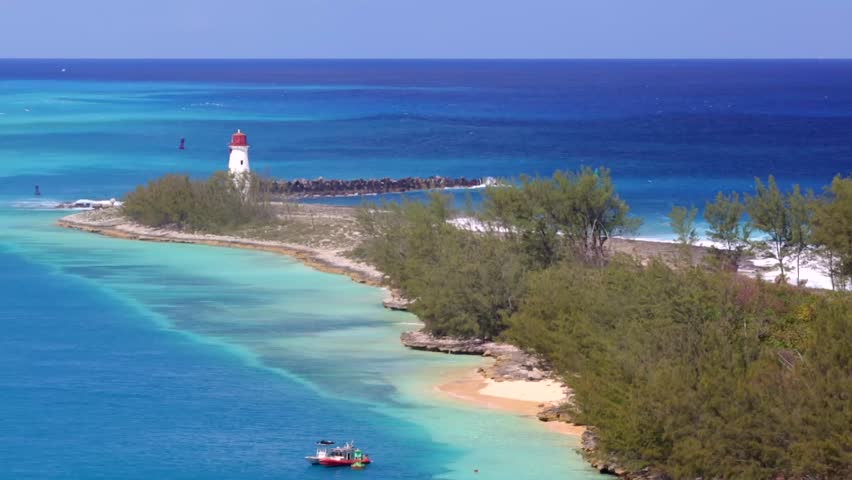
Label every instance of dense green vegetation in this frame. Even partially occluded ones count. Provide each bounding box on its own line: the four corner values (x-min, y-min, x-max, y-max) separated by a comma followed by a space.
509, 260, 850, 479
123, 171, 274, 233
357, 169, 852, 479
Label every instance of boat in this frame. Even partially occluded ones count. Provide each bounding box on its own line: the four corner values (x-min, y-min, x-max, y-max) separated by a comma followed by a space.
306, 441, 371, 467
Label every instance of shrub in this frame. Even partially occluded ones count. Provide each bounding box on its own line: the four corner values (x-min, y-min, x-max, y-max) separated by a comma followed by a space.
123, 171, 274, 233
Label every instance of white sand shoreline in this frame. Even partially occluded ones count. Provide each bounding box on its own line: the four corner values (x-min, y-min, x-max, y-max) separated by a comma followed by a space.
436, 368, 586, 437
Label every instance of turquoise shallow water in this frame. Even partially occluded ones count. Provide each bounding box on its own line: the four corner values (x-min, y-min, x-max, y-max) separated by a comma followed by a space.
0, 209, 597, 479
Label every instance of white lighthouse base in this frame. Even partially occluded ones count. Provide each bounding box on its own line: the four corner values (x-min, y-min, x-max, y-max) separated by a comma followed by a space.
228, 145, 251, 175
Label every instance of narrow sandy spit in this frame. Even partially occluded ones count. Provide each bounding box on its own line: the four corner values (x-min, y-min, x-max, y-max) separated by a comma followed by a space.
56, 211, 383, 286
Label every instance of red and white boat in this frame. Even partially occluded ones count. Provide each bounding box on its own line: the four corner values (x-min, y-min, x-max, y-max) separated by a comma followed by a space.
305, 441, 371, 467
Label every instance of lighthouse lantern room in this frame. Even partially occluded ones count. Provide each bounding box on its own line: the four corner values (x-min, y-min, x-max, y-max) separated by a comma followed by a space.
228, 129, 250, 175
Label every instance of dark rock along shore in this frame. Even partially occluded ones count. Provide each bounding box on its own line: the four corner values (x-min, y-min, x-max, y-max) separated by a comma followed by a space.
264, 175, 484, 198
399, 331, 553, 382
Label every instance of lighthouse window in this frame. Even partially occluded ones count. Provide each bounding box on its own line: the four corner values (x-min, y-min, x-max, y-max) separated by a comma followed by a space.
240, 160, 244, 165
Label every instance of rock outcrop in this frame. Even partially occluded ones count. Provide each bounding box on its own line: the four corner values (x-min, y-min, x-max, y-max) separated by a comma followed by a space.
400, 330, 551, 382
381, 290, 411, 311
581, 430, 672, 480
536, 403, 576, 423
400, 330, 516, 356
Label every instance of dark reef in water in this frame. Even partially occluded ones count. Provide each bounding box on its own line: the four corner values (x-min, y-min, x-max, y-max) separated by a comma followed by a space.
264, 176, 489, 198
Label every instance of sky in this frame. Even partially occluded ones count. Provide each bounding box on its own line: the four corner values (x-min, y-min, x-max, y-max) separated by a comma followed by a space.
1, 0, 851, 59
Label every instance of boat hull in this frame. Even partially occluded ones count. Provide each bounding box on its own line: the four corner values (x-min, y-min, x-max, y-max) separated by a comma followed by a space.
318, 456, 372, 467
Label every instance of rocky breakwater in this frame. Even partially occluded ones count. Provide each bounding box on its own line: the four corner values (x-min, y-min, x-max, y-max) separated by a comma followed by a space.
265, 175, 489, 198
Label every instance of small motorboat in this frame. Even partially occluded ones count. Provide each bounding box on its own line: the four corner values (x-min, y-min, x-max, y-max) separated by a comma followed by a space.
306, 441, 371, 467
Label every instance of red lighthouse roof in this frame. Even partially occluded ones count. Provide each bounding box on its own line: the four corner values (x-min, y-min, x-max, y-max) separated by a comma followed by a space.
230, 129, 248, 147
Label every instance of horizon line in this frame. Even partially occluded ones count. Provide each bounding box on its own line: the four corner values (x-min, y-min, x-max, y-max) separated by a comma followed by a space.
2, 57, 852, 61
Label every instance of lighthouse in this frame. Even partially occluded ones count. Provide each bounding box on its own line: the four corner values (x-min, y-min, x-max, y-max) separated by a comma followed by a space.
228, 129, 250, 175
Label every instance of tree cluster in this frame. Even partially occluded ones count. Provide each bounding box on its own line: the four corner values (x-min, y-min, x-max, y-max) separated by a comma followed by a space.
673, 174, 852, 289
357, 169, 852, 479
123, 171, 274, 233
357, 168, 638, 338
483, 167, 640, 267
510, 258, 850, 479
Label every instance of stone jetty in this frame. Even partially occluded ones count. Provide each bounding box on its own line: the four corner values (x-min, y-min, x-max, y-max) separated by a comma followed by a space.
264, 175, 488, 198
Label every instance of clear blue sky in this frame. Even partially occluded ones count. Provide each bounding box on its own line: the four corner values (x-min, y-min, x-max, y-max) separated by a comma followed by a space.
2, 0, 851, 58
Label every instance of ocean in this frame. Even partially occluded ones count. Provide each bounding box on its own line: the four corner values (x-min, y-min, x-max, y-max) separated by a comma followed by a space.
1, 60, 850, 479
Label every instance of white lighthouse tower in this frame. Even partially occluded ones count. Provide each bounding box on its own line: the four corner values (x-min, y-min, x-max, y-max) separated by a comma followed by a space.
228, 129, 250, 175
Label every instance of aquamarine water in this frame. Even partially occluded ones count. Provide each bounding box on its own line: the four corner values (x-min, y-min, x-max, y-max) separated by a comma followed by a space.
2, 60, 851, 479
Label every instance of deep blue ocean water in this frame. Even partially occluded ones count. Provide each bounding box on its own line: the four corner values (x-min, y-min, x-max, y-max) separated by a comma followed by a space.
1, 60, 851, 479
1, 59, 850, 233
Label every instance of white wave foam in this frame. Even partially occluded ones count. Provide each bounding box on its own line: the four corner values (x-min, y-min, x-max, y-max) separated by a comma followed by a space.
8, 199, 63, 210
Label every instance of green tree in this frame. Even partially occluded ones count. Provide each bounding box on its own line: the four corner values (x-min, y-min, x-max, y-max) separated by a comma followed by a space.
668, 205, 698, 246
482, 175, 563, 268
356, 192, 521, 338
788, 184, 815, 286
704, 191, 751, 271
747, 176, 792, 281
123, 171, 274, 233
483, 168, 640, 267
668, 205, 698, 263
812, 175, 852, 290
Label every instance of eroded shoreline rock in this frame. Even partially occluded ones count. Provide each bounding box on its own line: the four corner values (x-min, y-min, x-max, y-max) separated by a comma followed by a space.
400, 330, 553, 382
381, 290, 411, 311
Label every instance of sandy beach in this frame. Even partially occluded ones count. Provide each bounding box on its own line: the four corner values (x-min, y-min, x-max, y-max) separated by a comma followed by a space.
437, 368, 586, 437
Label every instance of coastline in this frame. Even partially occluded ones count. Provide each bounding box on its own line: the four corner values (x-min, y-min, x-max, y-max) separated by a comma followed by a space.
60, 206, 793, 478
56, 208, 384, 287
57, 209, 588, 433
